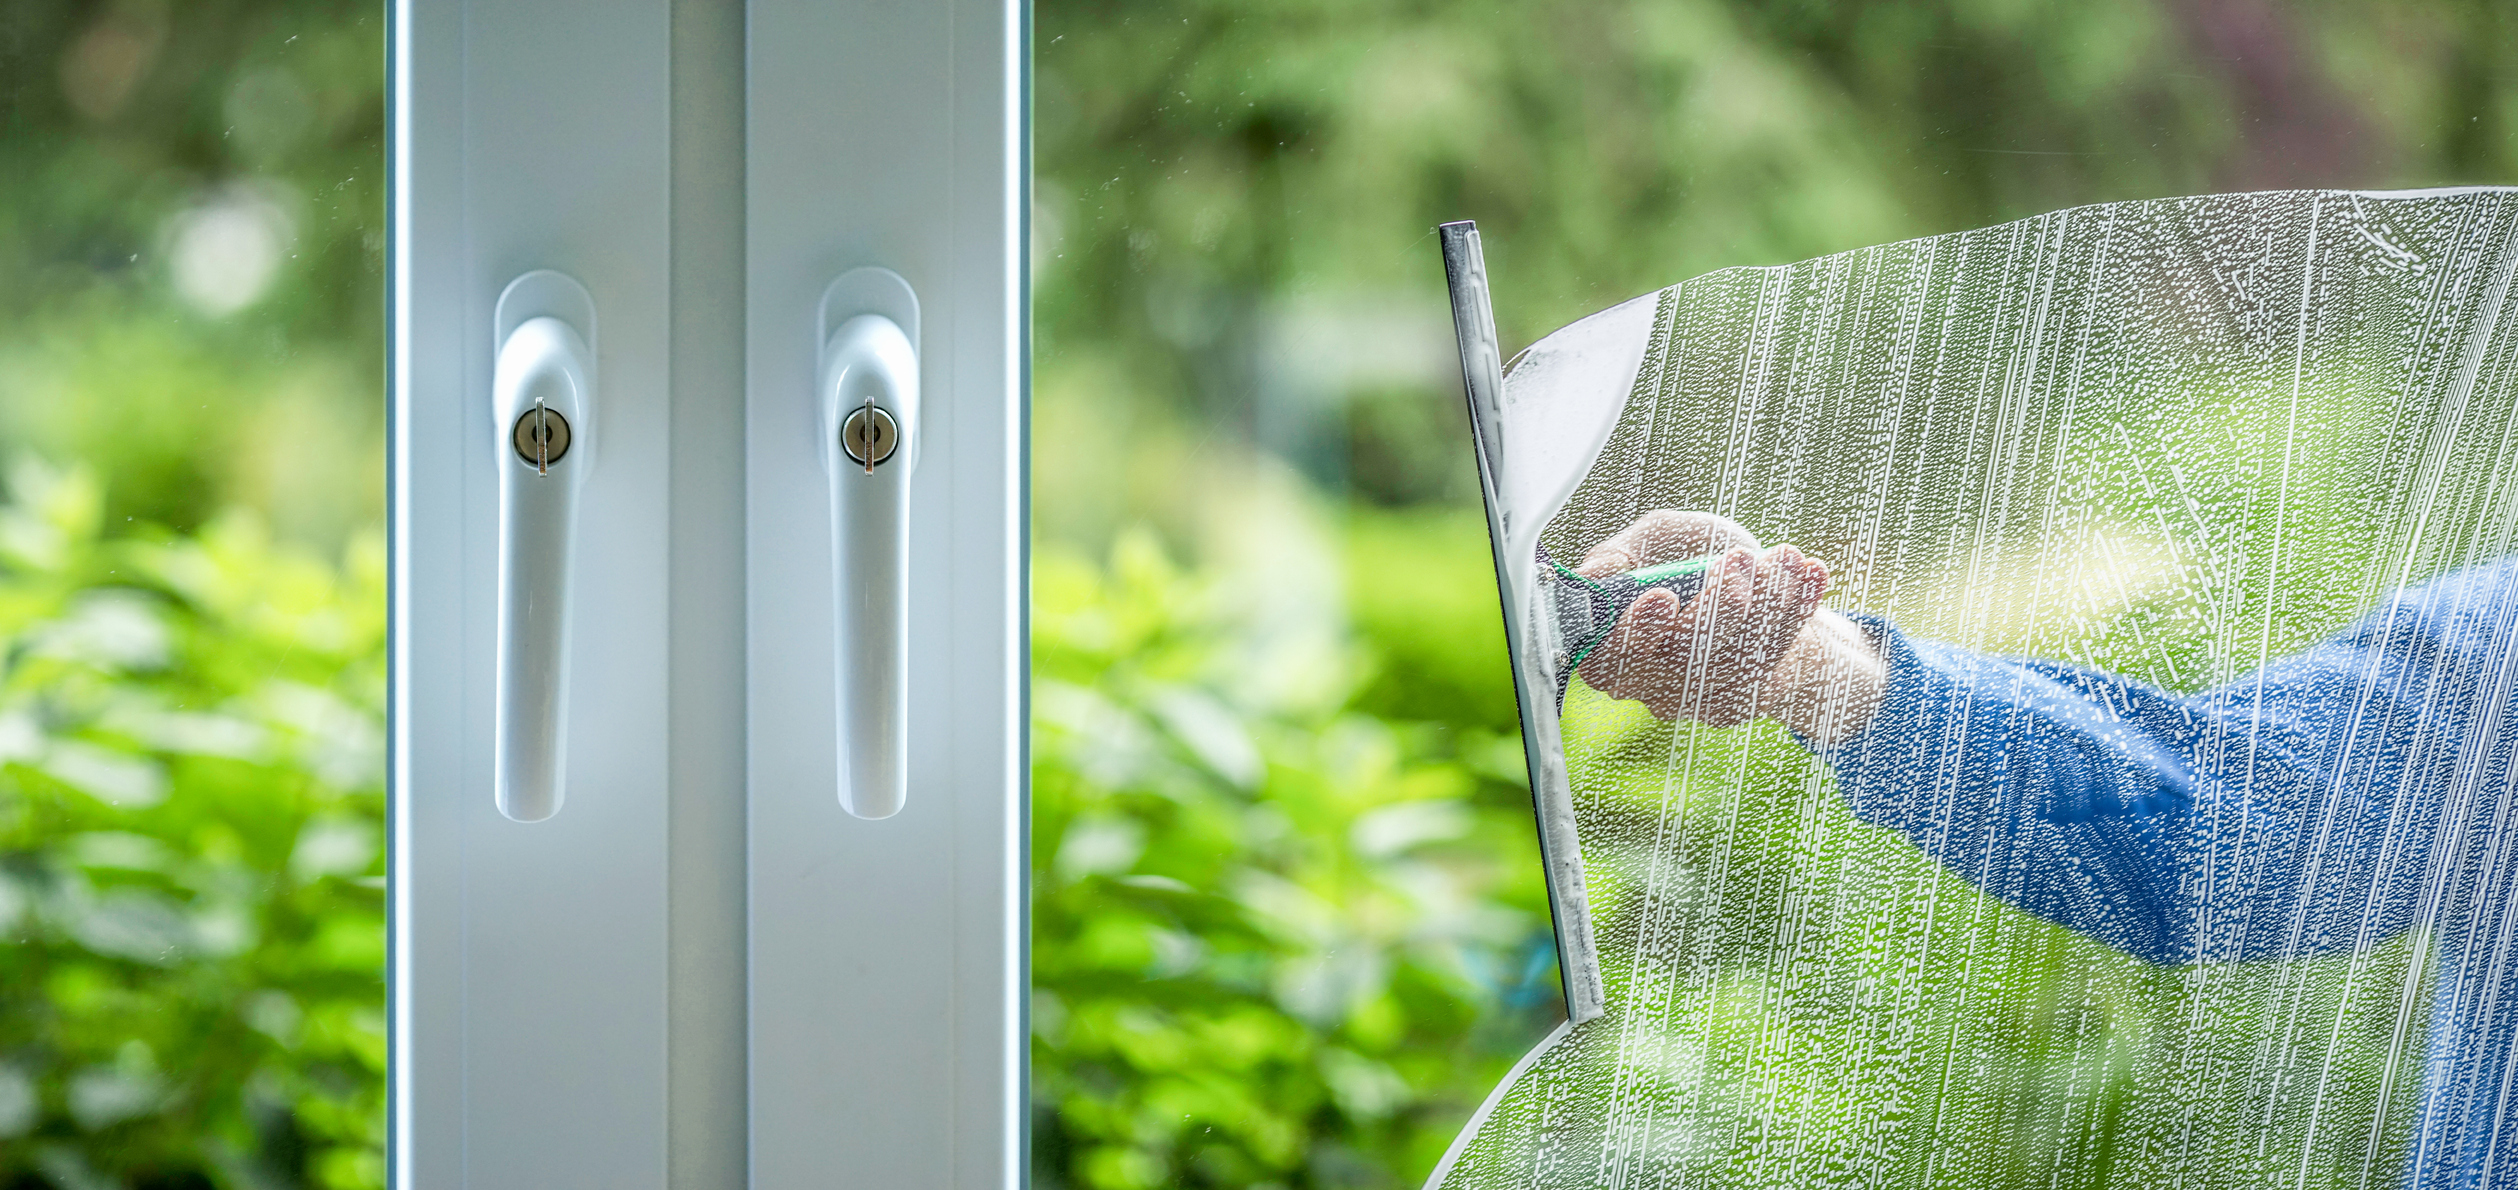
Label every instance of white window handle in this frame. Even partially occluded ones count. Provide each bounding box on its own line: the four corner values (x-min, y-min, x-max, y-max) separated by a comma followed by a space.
492, 271, 596, 822
819, 268, 919, 819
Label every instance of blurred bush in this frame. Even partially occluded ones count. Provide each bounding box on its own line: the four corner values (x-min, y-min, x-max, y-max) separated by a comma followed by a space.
0, 460, 383, 1188
0, 3, 388, 1186
1034, 0, 2518, 551
1031, 527, 1557, 1189
2, 3, 387, 1185
0, 0, 384, 545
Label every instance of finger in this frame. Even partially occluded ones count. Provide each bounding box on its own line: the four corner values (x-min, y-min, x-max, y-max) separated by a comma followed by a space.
1577, 585, 1671, 689
1703, 548, 1817, 723
1636, 512, 1758, 569
1733, 550, 1805, 711
1656, 549, 1753, 713
1767, 546, 1825, 605
1576, 516, 1659, 576
1749, 547, 1814, 659
1590, 587, 1681, 698
1574, 543, 1633, 578
1686, 548, 1757, 640
1761, 544, 1806, 609
1576, 519, 1657, 575
1753, 550, 1832, 720
1717, 547, 1758, 616
1578, 511, 1762, 577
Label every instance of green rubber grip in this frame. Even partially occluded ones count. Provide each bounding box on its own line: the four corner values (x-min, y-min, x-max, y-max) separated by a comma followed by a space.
1629, 556, 1717, 584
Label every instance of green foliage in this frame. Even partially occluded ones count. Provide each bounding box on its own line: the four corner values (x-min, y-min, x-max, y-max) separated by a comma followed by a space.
0, 4, 387, 1184
1032, 530, 1557, 1189
0, 0, 385, 544
0, 460, 383, 1188
1338, 510, 1521, 734
1036, 0, 2518, 545
0, 4, 388, 1185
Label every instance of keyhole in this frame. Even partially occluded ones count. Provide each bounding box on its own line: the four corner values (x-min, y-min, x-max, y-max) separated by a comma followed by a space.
842, 404, 898, 470
511, 405, 573, 474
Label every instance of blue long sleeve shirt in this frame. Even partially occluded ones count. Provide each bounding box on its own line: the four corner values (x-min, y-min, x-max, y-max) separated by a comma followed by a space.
1820, 558, 2518, 1190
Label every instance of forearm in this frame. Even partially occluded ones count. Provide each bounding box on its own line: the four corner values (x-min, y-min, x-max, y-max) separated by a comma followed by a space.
1820, 612, 2454, 965
1820, 622, 2204, 962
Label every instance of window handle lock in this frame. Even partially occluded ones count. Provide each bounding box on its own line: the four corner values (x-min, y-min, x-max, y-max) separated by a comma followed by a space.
492, 270, 597, 823
819, 268, 920, 819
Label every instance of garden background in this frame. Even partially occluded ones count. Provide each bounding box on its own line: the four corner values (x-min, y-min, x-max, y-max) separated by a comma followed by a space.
0, 0, 2512, 1186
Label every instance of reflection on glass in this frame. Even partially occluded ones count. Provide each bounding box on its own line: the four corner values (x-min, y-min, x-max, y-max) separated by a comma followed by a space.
1437, 189, 2518, 1189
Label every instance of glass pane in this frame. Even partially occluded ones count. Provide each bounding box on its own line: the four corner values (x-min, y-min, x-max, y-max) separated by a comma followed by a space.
1034, 4, 2518, 1189
1, 1, 385, 1183
1440, 186, 2518, 1189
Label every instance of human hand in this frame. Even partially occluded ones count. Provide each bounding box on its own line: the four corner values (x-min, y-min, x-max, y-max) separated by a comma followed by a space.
1571, 511, 1885, 744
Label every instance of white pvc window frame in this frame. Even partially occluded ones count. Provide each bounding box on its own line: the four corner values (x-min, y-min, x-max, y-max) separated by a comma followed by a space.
388, 0, 1025, 1183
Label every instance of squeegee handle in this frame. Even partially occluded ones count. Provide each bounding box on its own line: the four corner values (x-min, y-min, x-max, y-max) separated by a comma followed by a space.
1629, 556, 1717, 587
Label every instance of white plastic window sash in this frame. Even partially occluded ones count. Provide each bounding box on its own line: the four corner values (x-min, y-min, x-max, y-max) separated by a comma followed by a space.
389, 0, 1024, 1184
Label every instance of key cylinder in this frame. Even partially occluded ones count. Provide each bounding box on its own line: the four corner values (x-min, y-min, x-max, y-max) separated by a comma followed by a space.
841, 403, 898, 468
512, 405, 573, 473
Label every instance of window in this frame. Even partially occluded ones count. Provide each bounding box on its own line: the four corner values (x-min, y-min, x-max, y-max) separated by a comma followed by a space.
392, 0, 1020, 1184
0, 2, 386, 1184
19, 0, 2516, 1186
1441, 186, 2518, 1188
1033, 5, 2518, 1190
